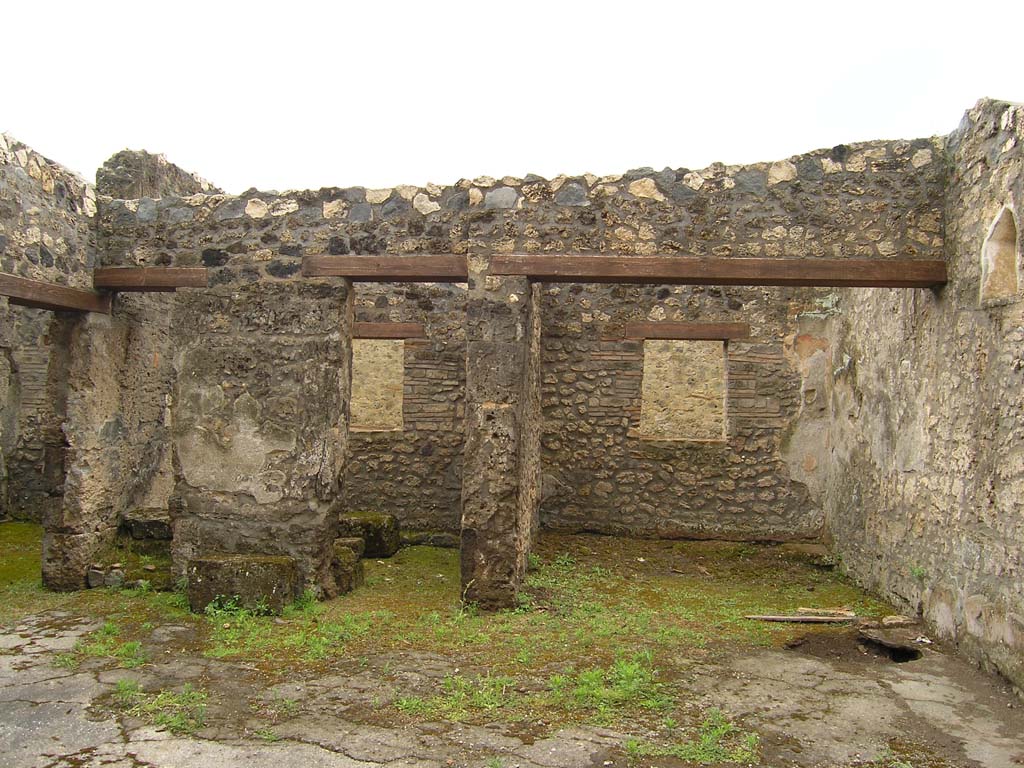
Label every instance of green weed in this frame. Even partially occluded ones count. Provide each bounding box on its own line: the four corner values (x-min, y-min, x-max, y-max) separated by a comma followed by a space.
396, 673, 518, 721
549, 651, 669, 721
75, 621, 147, 668
115, 682, 207, 734
624, 708, 760, 764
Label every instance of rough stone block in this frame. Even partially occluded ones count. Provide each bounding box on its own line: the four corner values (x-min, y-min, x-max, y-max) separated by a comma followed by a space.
331, 541, 365, 595
337, 512, 400, 558
122, 508, 172, 540
186, 554, 299, 614
401, 530, 460, 548
334, 536, 366, 560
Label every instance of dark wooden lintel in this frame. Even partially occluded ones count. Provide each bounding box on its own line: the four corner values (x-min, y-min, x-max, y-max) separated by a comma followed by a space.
303, 255, 468, 282
93, 267, 208, 291
353, 322, 427, 339
622, 322, 750, 340
1, 273, 111, 314
490, 255, 948, 288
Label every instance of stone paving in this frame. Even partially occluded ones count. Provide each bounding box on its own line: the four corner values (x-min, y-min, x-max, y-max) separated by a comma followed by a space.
3, 610, 1023, 768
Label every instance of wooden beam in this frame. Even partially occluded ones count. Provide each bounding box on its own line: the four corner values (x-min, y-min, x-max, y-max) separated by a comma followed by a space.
93, 267, 208, 291
1, 273, 111, 314
303, 255, 468, 282
353, 322, 427, 339
623, 322, 750, 340
490, 255, 948, 288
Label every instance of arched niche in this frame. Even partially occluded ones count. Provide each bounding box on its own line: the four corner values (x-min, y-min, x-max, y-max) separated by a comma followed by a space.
981, 207, 1020, 302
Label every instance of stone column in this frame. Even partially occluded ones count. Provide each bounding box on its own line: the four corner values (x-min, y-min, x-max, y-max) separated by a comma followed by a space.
460, 253, 542, 609
0, 296, 10, 519
169, 278, 353, 596
42, 295, 177, 590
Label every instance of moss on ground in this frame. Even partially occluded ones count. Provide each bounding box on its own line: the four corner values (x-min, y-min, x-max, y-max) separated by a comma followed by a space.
0, 522, 897, 754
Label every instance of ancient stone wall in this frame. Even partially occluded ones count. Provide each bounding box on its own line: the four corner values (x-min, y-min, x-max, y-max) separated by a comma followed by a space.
342, 282, 466, 532
516, 140, 945, 540
96, 150, 221, 200
0, 134, 97, 521
827, 99, 1024, 689
93, 138, 946, 557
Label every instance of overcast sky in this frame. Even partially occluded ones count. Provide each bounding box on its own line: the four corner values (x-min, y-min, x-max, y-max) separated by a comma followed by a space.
3, 1, 1022, 194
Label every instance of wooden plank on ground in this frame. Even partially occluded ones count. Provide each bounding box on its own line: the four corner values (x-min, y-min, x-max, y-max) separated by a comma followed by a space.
1, 273, 111, 314
353, 322, 427, 339
623, 322, 750, 340
303, 255, 468, 282
93, 267, 208, 291
744, 614, 858, 623
490, 255, 948, 288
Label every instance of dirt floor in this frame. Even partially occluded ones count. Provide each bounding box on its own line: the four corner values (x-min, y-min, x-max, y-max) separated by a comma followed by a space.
1, 522, 1022, 768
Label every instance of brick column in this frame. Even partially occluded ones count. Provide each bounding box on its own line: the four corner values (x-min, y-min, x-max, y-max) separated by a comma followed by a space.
460, 253, 542, 609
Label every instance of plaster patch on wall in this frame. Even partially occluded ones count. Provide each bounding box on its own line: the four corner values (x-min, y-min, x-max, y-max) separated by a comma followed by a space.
351, 339, 404, 431
981, 206, 1019, 302
639, 340, 725, 440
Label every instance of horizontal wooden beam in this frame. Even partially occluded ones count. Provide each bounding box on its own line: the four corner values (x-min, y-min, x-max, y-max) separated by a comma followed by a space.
303, 255, 468, 282
490, 255, 948, 288
1, 273, 111, 314
93, 267, 208, 291
353, 322, 427, 339
623, 322, 750, 340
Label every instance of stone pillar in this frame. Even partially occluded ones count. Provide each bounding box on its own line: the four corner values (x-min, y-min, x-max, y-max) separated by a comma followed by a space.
460, 253, 542, 609
170, 279, 353, 596
42, 295, 177, 590
0, 296, 10, 519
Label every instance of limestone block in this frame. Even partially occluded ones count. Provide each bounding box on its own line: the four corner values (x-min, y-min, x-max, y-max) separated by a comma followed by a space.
337, 512, 401, 558
186, 554, 300, 614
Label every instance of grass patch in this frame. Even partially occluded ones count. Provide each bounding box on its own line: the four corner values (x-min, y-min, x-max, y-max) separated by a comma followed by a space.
113, 678, 207, 734
0, 522, 191, 630
203, 593, 382, 663
625, 707, 760, 764
397, 672, 519, 721
72, 620, 147, 668
549, 650, 669, 720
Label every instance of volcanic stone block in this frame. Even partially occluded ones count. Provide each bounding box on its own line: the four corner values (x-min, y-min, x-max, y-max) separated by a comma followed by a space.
331, 540, 365, 595
122, 508, 172, 540
334, 536, 366, 560
401, 530, 460, 548
337, 512, 400, 558
186, 554, 300, 614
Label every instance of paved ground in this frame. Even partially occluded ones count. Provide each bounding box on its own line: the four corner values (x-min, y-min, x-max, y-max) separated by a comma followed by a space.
2, 610, 1022, 768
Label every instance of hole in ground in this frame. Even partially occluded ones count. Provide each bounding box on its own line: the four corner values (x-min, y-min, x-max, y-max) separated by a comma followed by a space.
858, 637, 923, 663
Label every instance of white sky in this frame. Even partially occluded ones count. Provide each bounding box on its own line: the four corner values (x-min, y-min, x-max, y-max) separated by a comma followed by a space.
2, 1, 1022, 194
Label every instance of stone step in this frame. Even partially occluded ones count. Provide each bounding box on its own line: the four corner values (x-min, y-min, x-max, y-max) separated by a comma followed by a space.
337, 512, 400, 558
